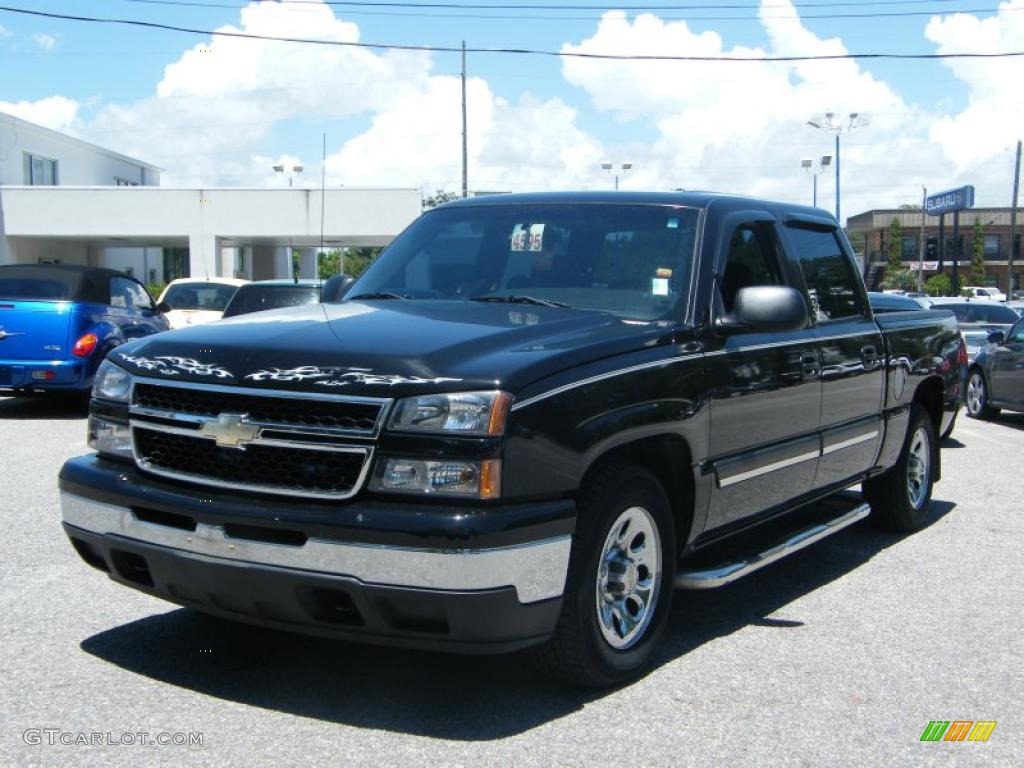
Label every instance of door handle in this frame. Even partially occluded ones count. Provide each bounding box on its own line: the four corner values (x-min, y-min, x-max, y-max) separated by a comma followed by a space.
801, 354, 820, 377
860, 344, 880, 369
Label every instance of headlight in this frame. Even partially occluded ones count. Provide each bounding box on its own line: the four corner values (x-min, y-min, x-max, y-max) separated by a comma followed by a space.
88, 415, 133, 460
388, 391, 511, 435
370, 457, 501, 499
92, 359, 132, 402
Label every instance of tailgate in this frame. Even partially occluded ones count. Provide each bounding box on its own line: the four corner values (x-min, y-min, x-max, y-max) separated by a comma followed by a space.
0, 301, 74, 360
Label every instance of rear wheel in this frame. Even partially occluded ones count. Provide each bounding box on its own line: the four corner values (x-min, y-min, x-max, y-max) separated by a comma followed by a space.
530, 463, 675, 688
965, 370, 999, 420
863, 404, 936, 532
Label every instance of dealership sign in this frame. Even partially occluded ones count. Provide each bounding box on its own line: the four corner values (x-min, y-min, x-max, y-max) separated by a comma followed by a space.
925, 185, 975, 215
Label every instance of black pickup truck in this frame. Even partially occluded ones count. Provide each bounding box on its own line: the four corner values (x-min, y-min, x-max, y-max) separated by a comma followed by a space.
60, 192, 961, 687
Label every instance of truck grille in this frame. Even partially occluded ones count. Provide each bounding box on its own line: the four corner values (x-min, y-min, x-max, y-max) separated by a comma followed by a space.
133, 382, 383, 436
128, 381, 387, 500
133, 425, 368, 498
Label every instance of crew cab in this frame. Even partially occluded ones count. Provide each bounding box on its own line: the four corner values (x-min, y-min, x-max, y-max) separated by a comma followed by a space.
59, 192, 960, 687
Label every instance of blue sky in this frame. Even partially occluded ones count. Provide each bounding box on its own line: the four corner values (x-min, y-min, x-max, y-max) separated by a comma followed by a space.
0, 1, 1021, 218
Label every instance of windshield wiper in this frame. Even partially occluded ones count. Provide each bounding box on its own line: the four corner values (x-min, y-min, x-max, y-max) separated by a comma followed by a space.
470, 294, 572, 308
347, 291, 413, 301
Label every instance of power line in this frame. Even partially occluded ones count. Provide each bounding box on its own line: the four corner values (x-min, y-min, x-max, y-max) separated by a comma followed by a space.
108, 0, 1023, 22
113, 0, 978, 11
2, 4, 1022, 61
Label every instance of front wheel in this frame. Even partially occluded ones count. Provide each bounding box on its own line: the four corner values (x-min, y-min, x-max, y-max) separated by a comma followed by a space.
530, 463, 675, 688
965, 370, 999, 420
863, 404, 937, 532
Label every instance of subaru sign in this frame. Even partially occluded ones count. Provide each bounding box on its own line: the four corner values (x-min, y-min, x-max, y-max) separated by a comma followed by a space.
925, 185, 975, 215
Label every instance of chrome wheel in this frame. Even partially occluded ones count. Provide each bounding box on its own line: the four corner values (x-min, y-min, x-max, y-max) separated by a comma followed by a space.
966, 372, 985, 415
595, 505, 662, 650
906, 426, 930, 510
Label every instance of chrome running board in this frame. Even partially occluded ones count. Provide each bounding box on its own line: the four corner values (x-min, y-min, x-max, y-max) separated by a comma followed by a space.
675, 502, 870, 589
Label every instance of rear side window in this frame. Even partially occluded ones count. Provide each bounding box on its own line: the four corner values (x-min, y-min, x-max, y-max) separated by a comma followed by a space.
787, 225, 864, 322
0, 278, 69, 300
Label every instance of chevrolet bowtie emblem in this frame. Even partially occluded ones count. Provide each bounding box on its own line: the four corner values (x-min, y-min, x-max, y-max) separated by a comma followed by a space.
199, 413, 260, 449
0, 327, 26, 342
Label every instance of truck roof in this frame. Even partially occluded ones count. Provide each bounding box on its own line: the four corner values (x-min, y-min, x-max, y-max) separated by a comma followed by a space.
438, 190, 833, 222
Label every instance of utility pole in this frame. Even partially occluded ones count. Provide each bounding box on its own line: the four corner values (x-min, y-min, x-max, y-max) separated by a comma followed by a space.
952, 210, 961, 295
835, 133, 840, 224
1009, 140, 1021, 300
461, 41, 468, 199
918, 186, 927, 293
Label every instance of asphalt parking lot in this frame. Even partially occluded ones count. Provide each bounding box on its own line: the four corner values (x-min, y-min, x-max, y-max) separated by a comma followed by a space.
1, 394, 1020, 767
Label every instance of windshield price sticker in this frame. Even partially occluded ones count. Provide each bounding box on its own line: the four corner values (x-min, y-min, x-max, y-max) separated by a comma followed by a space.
511, 223, 546, 252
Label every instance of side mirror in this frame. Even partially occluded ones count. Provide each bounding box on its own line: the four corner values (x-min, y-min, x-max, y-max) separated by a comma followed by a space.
987, 330, 1005, 344
716, 285, 808, 335
154, 300, 171, 314
321, 274, 356, 303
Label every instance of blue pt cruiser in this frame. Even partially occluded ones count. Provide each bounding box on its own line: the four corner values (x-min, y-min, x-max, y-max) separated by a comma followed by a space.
0, 265, 169, 393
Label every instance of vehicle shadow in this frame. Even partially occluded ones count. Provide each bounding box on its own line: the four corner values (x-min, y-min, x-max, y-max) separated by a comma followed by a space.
0, 393, 88, 420
989, 412, 1024, 432
79, 500, 955, 740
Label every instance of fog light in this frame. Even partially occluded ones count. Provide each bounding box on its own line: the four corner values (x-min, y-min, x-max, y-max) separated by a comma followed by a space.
88, 415, 133, 460
371, 458, 500, 499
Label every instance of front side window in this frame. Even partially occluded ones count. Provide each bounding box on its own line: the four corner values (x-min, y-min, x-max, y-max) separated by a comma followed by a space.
786, 225, 864, 322
718, 222, 784, 313
23, 152, 58, 185
350, 203, 700, 322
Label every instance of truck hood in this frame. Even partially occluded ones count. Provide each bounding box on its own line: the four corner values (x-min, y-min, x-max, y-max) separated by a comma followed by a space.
112, 300, 674, 397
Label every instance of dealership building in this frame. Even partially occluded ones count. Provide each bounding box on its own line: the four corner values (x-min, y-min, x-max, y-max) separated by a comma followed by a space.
0, 111, 421, 283
847, 206, 1021, 293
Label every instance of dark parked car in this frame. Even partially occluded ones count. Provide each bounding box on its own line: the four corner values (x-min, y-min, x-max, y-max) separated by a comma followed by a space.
220, 279, 322, 319
965, 315, 1024, 419
919, 298, 1019, 358
0, 264, 168, 393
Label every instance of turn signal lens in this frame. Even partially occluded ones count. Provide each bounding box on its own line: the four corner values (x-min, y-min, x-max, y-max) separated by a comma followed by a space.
72, 333, 99, 357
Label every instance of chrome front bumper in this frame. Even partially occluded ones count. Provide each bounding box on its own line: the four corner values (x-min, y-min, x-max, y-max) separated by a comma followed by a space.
60, 492, 571, 604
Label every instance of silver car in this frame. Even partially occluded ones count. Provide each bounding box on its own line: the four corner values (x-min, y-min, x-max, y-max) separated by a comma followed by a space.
965, 315, 1024, 419
918, 298, 1019, 359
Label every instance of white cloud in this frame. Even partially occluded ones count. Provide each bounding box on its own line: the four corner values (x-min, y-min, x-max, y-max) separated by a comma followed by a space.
32, 33, 57, 51
0, 24, 12, 40
924, 0, 1024, 171
0, 96, 80, 132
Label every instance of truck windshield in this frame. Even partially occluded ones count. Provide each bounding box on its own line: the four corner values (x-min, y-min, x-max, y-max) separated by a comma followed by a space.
351, 203, 700, 321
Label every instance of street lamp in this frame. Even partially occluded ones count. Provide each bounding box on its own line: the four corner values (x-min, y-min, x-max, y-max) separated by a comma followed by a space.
800, 154, 832, 208
273, 163, 304, 187
601, 161, 633, 190
806, 111, 869, 225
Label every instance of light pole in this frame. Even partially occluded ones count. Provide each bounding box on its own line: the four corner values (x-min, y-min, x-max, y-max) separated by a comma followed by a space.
800, 154, 832, 208
601, 161, 633, 190
273, 163, 304, 187
806, 112, 869, 225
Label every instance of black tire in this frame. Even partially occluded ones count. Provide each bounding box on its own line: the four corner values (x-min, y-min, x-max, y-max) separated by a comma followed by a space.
965, 369, 999, 420
529, 462, 675, 688
940, 409, 957, 441
863, 404, 937, 532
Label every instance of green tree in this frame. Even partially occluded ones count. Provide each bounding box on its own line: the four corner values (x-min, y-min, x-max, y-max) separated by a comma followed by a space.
342, 246, 382, 278
422, 190, 460, 210
317, 249, 342, 278
881, 217, 914, 291
969, 219, 986, 286
924, 273, 951, 297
